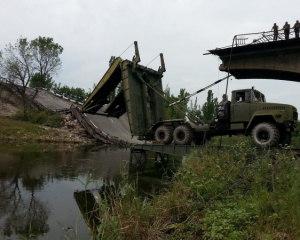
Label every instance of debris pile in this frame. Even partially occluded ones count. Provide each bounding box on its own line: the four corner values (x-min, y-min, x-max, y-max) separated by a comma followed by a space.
56, 114, 95, 143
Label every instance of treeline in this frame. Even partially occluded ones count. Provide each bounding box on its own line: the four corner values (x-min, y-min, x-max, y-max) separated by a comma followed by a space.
164, 85, 219, 122
29, 73, 89, 102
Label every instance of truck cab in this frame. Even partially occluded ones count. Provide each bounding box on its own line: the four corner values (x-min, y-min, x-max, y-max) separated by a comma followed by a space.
216, 87, 298, 146
230, 88, 266, 127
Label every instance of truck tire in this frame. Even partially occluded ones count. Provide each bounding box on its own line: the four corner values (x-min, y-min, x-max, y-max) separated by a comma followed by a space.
173, 125, 193, 145
154, 126, 173, 144
279, 132, 292, 146
252, 122, 280, 147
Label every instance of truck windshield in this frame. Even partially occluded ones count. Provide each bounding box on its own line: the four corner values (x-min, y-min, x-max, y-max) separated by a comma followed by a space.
252, 90, 266, 102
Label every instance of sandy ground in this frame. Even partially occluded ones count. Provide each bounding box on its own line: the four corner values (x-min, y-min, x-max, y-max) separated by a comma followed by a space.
0, 86, 22, 117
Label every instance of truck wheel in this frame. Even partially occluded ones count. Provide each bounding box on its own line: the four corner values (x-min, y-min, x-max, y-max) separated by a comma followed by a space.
279, 132, 292, 146
173, 125, 193, 145
252, 122, 280, 147
154, 126, 173, 144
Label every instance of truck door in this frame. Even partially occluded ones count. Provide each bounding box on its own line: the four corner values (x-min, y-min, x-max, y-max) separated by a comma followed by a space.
231, 90, 251, 122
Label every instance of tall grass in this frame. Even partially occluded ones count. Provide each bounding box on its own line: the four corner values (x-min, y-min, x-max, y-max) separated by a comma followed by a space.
13, 108, 64, 128
87, 139, 300, 239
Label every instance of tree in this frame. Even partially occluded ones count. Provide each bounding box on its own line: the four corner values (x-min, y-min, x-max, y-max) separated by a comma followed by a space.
164, 85, 190, 120
201, 90, 218, 122
0, 37, 63, 119
187, 97, 202, 122
29, 73, 54, 88
30, 36, 63, 84
52, 83, 88, 102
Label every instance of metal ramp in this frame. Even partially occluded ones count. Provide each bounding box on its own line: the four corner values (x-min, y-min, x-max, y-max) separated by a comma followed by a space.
80, 41, 166, 140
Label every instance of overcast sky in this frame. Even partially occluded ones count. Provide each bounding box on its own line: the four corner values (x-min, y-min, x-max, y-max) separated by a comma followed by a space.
1, 0, 300, 111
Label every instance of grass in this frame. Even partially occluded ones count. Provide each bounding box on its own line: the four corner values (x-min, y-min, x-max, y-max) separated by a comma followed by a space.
0, 118, 53, 140
12, 108, 64, 128
83, 137, 300, 240
0, 117, 89, 153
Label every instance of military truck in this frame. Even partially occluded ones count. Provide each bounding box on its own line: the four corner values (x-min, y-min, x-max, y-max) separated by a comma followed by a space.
149, 87, 298, 147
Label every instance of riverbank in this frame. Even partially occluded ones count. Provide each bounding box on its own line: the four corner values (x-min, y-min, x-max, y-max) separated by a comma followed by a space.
90, 140, 300, 239
0, 116, 97, 152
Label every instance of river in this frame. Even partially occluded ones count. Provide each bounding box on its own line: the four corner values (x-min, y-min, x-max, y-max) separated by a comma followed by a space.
0, 143, 181, 239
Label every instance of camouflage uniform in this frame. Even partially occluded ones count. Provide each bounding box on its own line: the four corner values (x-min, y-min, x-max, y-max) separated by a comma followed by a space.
283, 22, 290, 40
294, 20, 300, 38
271, 23, 279, 40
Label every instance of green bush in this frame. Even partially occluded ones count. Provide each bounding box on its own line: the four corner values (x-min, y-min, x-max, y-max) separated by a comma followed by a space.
44, 113, 64, 128
202, 201, 257, 240
176, 142, 300, 239
13, 108, 64, 128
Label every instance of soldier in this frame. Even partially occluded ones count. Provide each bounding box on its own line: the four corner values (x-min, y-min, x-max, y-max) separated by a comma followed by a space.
283, 21, 290, 40
271, 23, 279, 40
293, 20, 300, 38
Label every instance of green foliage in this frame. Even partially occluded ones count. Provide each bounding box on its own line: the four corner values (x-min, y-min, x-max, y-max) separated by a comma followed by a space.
30, 36, 63, 77
201, 89, 218, 122
176, 142, 300, 239
164, 85, 218, 122
89, 140, 300, 239
165, 85, 190, 120
202, 201, 257, 240
44, 113, 65, 128
188, 97, 202, 122
29, 72, 54, 88
52, 82, 61, 93
52, 83, 88, 102
13, 108, 64, 128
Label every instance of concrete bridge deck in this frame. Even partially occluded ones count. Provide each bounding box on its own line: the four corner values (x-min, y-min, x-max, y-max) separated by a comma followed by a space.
70, 105, 145, 146
208, 29, 300, 81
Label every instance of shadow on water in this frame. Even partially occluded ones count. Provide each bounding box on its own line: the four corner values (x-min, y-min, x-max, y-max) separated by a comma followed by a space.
0, 143, 182, 239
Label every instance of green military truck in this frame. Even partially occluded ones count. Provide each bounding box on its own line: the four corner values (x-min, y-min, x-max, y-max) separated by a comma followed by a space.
150, 87, 298, 147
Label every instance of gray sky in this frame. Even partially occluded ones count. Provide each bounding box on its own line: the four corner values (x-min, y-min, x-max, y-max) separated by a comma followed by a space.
1, 0, 300, 111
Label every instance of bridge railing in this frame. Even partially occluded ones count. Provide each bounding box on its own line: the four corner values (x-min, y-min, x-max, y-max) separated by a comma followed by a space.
218, 28, 298, 49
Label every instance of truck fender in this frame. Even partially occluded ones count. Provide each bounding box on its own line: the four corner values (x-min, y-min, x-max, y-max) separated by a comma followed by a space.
246, 113, 276, 134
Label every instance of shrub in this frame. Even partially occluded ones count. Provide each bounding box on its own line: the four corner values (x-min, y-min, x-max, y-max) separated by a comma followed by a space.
13, 108, 64, 128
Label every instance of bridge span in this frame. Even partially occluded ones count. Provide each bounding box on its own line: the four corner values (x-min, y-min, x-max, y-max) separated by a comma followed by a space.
208, 29, 300, 81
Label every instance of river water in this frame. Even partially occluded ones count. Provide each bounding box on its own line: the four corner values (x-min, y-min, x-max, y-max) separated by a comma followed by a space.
0, 144, 180, 240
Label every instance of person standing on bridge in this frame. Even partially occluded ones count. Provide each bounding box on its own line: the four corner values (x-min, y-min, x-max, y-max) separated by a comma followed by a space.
283, 21, 290, 40
293, 20, 300, 38
271, 23, 279, 40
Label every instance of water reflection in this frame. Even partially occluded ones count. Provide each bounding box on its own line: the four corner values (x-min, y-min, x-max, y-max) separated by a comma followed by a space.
0, 145, 181, 239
